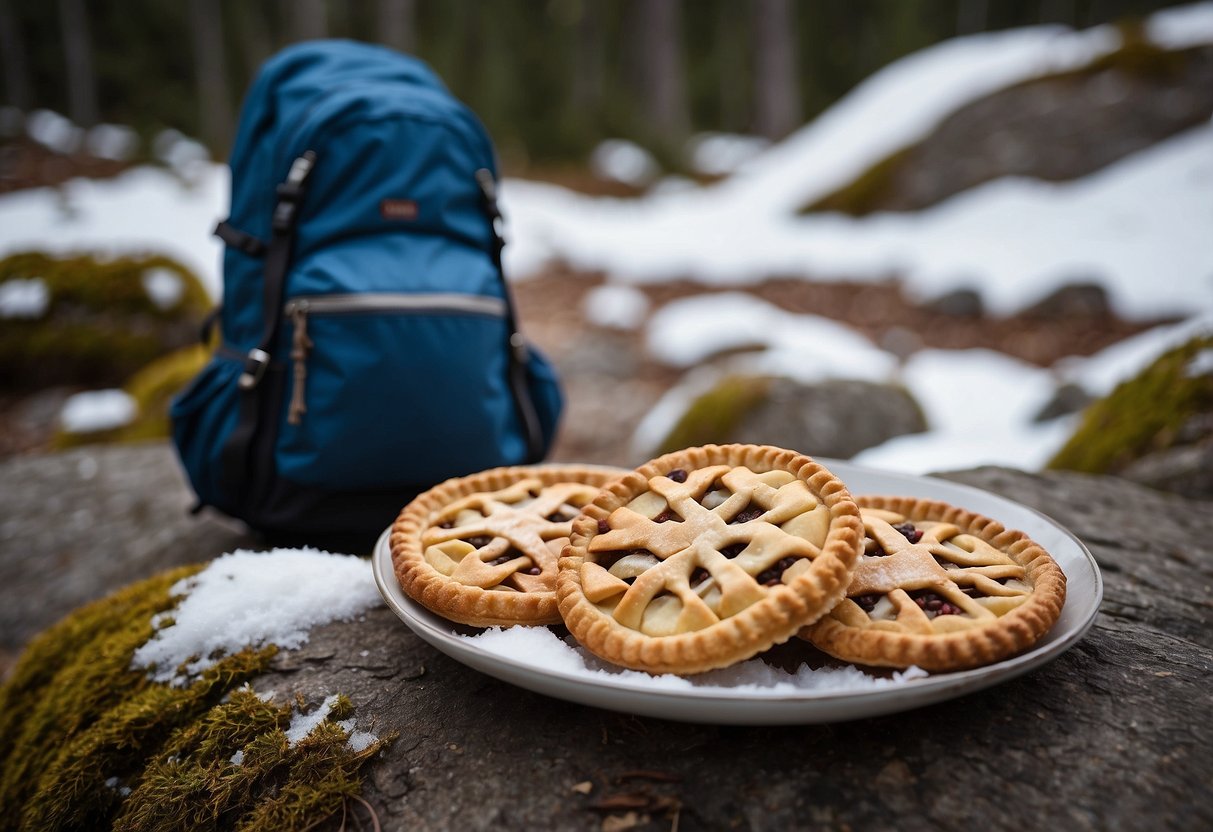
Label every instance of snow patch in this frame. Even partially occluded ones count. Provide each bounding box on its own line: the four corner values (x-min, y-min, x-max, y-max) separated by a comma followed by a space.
590, 139, 659, 187
131, 549, 381, 686
141, 266, 185, 310
583, 283, 650, 330
688, 132, 771, 177
26, 109, 83, 155
59, 389, 137, 434
0, 277, 49, 318
86, 124, 140, 162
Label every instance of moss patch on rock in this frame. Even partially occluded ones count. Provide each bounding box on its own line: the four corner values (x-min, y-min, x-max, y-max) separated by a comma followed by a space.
0, 566, 392, 832
1049, 335, 1213, 475
0, 251, 210, 391
658, 375, 773, 455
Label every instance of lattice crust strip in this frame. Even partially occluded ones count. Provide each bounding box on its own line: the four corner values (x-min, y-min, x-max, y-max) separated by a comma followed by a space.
801, 496, 1067, 672
391, 465, 625, 628
558, 444, 864, 675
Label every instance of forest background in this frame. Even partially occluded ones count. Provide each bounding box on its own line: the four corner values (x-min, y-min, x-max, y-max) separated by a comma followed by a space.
0, 0, 1183, 175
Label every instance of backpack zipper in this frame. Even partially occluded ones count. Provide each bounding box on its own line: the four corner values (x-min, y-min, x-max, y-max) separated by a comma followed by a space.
283, 293, 510, 426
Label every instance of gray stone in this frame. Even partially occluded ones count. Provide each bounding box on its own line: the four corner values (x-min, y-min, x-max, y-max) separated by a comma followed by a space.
4, 444, 1212, 830
1022, 282, 1112, 320
924, 287, 984, 318
1120, 440, 1213, 497
0, 442, 257, 670
1033, 381, 1094, 422
730, 377, 927, 459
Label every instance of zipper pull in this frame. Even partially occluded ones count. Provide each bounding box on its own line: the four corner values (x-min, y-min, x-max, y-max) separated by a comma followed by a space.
287, 300, 312, 426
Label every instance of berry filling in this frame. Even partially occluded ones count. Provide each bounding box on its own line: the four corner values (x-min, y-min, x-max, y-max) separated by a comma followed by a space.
853, 593, 882, 612
720, 543, 745, 559
653, 510, 678, 523
755, 556, 799, 586
667, 469, 688, 483
910, 590, 962, 617
865, 539, 890, 557
597, 519, 611, 535
690, 567, 709, 585
545, 511, 577, 523
729, 504, 764, 524
893, 522, 924, 543
466, 535, 492, 548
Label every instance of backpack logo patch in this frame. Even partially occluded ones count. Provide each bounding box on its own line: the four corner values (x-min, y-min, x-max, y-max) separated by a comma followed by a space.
380, 198, 419, 221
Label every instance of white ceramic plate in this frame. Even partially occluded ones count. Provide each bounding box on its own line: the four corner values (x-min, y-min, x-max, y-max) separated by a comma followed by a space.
372, 460, 1102, 725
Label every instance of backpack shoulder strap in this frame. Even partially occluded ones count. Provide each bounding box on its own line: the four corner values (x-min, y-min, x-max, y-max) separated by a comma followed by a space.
219, 152, 317, 503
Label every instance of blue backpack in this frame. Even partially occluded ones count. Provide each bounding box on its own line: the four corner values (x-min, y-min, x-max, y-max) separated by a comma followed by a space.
171, 40, 562, 544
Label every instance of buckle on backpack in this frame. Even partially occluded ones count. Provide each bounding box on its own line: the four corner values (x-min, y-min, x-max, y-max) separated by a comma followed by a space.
238, 348, 271, 390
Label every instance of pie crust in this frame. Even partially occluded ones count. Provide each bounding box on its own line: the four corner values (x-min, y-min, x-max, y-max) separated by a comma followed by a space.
801, 495, 1067, 671
557, 444, 863, 675
391, 465, 625, 627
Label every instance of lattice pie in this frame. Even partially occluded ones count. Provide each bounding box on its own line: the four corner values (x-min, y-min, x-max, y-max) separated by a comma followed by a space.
801, 496, 1067, 671
557, 444, 864, 675
391, 465, 624, 627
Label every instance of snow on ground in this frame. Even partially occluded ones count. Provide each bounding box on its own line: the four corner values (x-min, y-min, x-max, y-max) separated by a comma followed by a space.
0, 5, 1209, 476
637, 300, 1213, 475
131, 548, 381, 686
504, 120, 1213, 321
59, 389, 137, 434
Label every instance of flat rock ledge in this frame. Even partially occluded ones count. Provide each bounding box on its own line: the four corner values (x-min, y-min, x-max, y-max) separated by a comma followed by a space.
2, 442, 1210, 831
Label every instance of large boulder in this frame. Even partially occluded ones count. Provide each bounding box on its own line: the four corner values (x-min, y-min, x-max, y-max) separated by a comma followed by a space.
0, 251, 210, 391
657, 374, 927, 459
802, 36, 1213, 215
2, 442, 1210, 830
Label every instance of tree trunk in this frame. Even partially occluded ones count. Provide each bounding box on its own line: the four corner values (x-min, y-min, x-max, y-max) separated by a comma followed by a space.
751, 0, 801, 140
188, 0, 233, 155
0, 0, 31, 109
377, 0, 416, 54
572, 0, 604, 114
284, 0, 328, 42
638, 0, 689, 148
57, 0, 98, 127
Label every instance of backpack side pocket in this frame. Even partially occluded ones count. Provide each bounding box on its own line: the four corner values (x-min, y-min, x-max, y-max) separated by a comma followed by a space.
169, 355, 244, 512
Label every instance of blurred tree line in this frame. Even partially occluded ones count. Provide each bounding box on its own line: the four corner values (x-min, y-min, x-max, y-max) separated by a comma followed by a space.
0, 0, 1183, 169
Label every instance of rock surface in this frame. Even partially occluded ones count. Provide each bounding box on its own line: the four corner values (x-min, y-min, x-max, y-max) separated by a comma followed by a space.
728, 377, 928, 460
2, 443, 1211, 830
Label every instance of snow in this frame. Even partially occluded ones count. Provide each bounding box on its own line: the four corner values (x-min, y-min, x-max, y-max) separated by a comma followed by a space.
141, 266, 185, 310
131, 549, 382, 686
583, 283, 649, 330
503, 121, 1213, 320
0, 277, 49, 318
26, 109, 83, 155
688, 133, 771, 177
59, 389, 137, 434
86, 124, 140, 162
465, 625, 929, 692
285, 693, 340, 746
230, 750, 245, 766
645, 292, 896, 379
0, 164, 228, 298
854, 348, 1066, 474
589, 139, 659, 187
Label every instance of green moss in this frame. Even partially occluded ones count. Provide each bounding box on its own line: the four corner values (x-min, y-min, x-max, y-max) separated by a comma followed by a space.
0, 251, 210, 390
658, 375, 773, 455
797, 145, 915, 217
0, 566, 393, 832
1048, 335, 1213, 474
